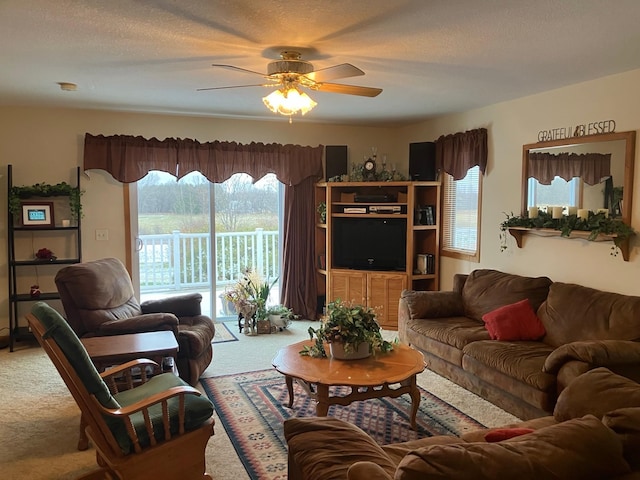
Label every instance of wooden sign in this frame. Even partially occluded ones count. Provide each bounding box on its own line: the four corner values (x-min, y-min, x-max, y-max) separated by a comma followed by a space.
537, 119, 616, 142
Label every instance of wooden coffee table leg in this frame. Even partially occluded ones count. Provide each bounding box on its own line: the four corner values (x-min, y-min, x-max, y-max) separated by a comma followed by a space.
408, 375, 420, 429
315, 383, 330, 416
285, 375, 295, 408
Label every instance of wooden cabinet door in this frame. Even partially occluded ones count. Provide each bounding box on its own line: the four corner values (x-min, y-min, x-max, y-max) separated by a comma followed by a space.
367, 273, 408, 329
329, 270, 367, 305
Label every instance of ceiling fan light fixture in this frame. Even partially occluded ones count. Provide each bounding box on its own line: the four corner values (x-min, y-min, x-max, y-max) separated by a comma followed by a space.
263, 87, 317, 117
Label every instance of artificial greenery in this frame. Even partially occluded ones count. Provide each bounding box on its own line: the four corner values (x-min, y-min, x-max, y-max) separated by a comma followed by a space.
300, 299, 395, 358
500, 209, 635, 256
316, 201, 327, 223
9, 182, 83, 220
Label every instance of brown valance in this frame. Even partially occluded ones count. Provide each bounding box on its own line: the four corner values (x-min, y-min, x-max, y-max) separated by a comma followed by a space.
435, 128, 488, 180
83, 133, 323, 186
528, 152, 611, 185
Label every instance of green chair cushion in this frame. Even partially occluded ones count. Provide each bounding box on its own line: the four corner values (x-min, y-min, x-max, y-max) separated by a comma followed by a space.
108, 373, 214, 453
31, 302, 119, 409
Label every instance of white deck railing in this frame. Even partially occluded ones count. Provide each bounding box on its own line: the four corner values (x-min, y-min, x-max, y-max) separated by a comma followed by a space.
139, 229, 279, 293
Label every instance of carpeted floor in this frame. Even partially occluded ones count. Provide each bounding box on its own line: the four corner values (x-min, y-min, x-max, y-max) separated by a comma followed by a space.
201, 368, 486, 480
0, 320, 520, 479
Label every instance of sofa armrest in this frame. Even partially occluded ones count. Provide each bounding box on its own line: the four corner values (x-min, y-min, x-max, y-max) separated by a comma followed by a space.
284, 417, 397, 480
141, 293, 203, 317
348, 462, 393, 480
98, 313, 179, 337
544, 340, 640, 374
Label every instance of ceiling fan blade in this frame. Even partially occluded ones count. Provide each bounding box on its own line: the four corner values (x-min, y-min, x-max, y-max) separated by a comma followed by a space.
211, 64, 268, 77
304, 63, 364, 82
316, 83, 383, 97
197, 83, 271, 91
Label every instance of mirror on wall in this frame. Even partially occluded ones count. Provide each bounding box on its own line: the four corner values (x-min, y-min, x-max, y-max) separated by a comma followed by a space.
521, 131, 636, 226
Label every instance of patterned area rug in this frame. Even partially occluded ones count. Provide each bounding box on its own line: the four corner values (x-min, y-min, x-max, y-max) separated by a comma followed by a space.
201, 369, 486, 480
212, 321, 238, 344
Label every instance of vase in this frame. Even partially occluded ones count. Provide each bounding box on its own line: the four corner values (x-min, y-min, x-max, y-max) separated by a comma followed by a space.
329, 342, 371, 360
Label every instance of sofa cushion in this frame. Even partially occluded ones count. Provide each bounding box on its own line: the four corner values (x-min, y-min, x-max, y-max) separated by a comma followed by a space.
395, 415, 630, 480
408, 317, 490, 351
603, 407, 640, 469
484, 427, 534, 442
461, 269, 552, 322
554, 367, 640, 422
482, 299, 546, 341
538, 282, 640, 348
462, 340, 555, 391
284, 417, 397, 480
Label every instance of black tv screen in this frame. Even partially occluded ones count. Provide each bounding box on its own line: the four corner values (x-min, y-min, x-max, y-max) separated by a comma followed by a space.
332, 217, 407, 271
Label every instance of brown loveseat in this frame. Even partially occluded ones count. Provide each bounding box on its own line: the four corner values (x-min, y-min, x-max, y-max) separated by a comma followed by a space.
398, 269, 640, 419
285, 367, 640, 480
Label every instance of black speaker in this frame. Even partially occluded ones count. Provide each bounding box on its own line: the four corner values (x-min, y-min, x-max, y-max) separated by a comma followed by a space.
325, 145, 348, 180
409, 142, 436, 181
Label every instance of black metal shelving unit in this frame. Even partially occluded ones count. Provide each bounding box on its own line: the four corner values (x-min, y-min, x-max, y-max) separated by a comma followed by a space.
7, 164, 82, 351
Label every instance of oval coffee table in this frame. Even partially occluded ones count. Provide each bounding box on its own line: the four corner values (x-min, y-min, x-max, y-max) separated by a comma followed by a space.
272, 339, 426, 428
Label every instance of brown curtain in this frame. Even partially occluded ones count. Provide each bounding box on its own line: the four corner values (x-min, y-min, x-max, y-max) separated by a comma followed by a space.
528, 152, 611, 185
281, 176, 318, 320
435, 128, 488, 180
83, 133, 323, 319
83, 133, 323, 186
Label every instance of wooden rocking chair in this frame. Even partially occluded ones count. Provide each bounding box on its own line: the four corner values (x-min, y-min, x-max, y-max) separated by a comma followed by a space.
27, 302, 215, 480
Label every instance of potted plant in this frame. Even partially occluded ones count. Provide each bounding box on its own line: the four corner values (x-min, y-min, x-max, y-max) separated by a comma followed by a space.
300, 299, 394, 359
266, 304, 298, 330
222, 269, 278, 334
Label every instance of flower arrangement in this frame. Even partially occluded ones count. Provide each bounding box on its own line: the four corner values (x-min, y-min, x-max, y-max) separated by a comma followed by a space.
300, 299, 394, 358
35, 248, 56, 261
500, 209, 635, 256
222, 269, 278, 322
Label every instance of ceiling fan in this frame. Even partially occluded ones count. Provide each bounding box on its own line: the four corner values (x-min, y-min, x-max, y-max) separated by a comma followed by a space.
198, 50, 382, 118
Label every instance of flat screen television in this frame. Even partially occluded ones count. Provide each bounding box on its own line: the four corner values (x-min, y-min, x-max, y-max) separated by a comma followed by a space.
332, 217, 407, 271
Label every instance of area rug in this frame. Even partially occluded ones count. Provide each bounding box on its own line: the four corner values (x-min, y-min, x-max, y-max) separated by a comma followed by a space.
201, 369, 486, 480
212, 321, 238, 344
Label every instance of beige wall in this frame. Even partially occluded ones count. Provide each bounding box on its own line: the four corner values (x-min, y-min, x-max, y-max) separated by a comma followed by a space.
2, 67, 640, 331
398, 68, 640, 295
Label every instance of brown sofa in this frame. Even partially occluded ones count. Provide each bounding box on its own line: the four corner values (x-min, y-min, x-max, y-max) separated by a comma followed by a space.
285, 367, 640, 480
398, 269, 640, 420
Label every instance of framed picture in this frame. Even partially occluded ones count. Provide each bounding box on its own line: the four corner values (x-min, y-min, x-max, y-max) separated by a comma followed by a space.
21, 202, 54, 227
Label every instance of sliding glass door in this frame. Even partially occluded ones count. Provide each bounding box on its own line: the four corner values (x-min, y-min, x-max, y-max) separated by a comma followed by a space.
134, 171, 281, 320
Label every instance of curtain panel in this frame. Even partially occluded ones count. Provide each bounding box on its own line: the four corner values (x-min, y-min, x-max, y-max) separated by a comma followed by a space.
83, 133, 323, 186
435, 128, 488, 180
528, 152, 611, 186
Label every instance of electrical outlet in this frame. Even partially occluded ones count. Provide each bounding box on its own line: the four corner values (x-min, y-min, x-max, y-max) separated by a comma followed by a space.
95, 229, 109, 241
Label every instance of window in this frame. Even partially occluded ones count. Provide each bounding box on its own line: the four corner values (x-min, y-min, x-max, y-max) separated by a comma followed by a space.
442, 166, 482, 261
527, 176, 579, 209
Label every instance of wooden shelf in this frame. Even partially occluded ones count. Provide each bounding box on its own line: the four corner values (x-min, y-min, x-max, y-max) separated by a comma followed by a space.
507, 227, 630, 261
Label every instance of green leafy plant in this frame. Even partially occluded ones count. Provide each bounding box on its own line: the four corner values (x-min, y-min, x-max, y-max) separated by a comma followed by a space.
499, 209, 635, 256
316, 201, 327, 223
300, 299, 394, 358
9, 182, 83, 220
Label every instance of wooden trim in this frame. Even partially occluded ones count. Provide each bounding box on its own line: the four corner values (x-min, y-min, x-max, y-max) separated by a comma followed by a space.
123, 184, 132, 275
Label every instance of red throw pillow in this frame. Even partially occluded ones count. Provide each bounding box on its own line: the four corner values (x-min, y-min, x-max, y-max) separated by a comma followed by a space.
484, 427, 535, 442
482, 299, 546, 341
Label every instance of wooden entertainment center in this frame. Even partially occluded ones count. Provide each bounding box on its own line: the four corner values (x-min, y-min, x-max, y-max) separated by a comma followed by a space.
315, 181, 440, 329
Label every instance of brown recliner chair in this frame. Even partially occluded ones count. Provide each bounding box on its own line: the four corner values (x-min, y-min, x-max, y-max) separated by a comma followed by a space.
54, 257, 215, 386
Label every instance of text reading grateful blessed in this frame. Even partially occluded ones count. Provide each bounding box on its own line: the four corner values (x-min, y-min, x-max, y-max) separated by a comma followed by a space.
538, 119, 615, 142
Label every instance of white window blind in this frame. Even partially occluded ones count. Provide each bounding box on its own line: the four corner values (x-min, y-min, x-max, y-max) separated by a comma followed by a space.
442, 166, 480, 256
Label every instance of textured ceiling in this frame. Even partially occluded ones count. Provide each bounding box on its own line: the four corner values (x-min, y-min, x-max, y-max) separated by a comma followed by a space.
1, 0, 640, 126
